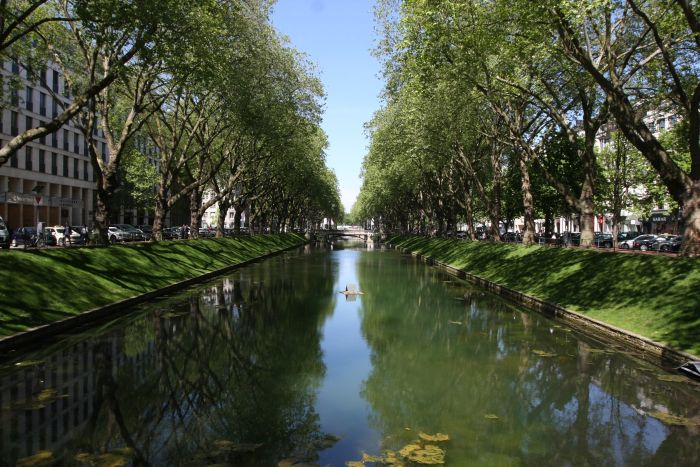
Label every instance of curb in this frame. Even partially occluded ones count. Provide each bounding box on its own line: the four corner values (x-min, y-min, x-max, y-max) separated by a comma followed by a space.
394, 245, 698, 367
0, 239, 306, 354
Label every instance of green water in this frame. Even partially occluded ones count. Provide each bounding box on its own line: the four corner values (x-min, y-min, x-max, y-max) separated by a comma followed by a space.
1, 243, 699, 466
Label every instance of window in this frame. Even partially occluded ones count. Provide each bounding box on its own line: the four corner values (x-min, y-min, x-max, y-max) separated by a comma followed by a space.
10, 111, 18, 136
63, 130, 69, 150
52, 99, 58, 118
52, 70, 59, 93
84, 140, 88, 157
39, 150, 46, 173
102, 142, 107, 162
39, 93, 46, 116
83, 161, 88, 181
62, 155, 68, 176
73, 157, 78, 178
658, 118, 666, 130
10, 149, 18, 168
40, 68, 47, 87
11, 59, 19, 75
40, 129, 46, 145
51, 131, 57, 148
25, 116, 32, 134
670, 115, 677, 126
10, 88, 18, 106
51, 153, 57, 175
25, 86, 33, 111
74, 133, 80, 154
25, 147, 32, 171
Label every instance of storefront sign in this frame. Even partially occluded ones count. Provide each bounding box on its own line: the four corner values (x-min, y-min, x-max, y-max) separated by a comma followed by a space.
650, 214, 672, 223
1, 192, 36, 204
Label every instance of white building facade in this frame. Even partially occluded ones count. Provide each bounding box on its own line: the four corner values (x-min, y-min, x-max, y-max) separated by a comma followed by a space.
0, 60, 108, 229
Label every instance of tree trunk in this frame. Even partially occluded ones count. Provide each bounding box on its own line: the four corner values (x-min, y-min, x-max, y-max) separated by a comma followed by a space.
579, 135, 598, 248
216, 199, 230, 238
519, 155, 536, 244
681, 181, 700, 256
152, 188, 169, 242
94, 182, 112, 245
233, 207, 242, 235
189, 190, 201, 240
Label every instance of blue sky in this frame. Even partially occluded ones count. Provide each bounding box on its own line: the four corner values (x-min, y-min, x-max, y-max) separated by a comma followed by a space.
271, 0, 384, 213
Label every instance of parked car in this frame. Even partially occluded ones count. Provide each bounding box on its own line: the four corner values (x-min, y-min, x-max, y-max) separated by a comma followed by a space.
12, 227, 35, 248
138, 225, 153, 241
651, 234, 682, 252
108, 225, 131, 243
112, 224, 144, 242
617, 231, 640, 242
50, 225, 83, 245
45, 227, 64, 246
633, 234, 660, 251
199, 226, 215, 238
502, 231, 522, 243
0, 216, 10, 249
593, 232, 613, 248
560, 232, 581, 246
617, 231, 641, 249
11, 226, 56, 247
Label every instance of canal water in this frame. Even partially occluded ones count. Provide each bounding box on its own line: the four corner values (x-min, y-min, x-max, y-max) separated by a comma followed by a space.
1, 242, 699, 466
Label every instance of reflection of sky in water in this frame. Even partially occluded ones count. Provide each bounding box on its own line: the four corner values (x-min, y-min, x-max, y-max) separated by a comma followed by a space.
587, 384, 667, 463
317, 248, 379, 464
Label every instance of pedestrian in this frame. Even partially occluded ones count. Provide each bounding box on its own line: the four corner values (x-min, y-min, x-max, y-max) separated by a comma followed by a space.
63, 223, 72, 246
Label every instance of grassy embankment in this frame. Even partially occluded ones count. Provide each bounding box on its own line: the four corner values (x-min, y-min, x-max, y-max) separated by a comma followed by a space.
389, 235, 700, 356
0, 234, 305, 337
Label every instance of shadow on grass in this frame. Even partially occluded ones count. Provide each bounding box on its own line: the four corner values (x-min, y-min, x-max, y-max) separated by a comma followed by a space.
0, 234, 305, 336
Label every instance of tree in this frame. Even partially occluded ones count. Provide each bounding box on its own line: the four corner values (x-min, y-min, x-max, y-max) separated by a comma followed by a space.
541, 0, 700, 255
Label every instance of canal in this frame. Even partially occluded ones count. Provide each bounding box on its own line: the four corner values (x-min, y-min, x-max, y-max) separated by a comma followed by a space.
1, 242, 699, 465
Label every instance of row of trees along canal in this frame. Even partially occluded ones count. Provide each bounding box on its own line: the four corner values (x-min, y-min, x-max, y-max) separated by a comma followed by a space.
0, 0, 342, 243
354, 0, 700, 256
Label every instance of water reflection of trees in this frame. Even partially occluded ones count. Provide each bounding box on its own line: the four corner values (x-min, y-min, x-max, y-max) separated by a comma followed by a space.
0, 252, 338, 466
356, 253, 700, 465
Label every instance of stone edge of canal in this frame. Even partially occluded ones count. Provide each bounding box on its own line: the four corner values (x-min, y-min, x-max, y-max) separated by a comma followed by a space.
391, 244, 699, 371
0, 239, 307, 354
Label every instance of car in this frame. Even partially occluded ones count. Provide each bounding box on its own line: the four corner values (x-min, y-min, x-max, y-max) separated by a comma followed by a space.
593, 232, 613, 248
617, 231, 640, 242
51, 225, 84, 245
11, 226, 36, 248
651, 234, 682, 252
108, 225, 132, 243
112, 224, 144, 242
560, 232, 581, 246
617, 231, 640, 249
45, 227, 65, 246
198, 226, 214, 237
11, 226, 57, 247
632, 234, 660, 251
502, 231, 522, 242
0, 216, 10, 249
138, 225, 153, 241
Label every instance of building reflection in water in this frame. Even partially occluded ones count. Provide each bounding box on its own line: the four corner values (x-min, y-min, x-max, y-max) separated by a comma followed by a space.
0, 252, 336, 465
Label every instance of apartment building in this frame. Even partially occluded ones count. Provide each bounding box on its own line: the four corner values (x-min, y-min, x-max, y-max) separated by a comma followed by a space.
201, 190, 247, 230
594, 107, 682, 234
0, 60, 108, 229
